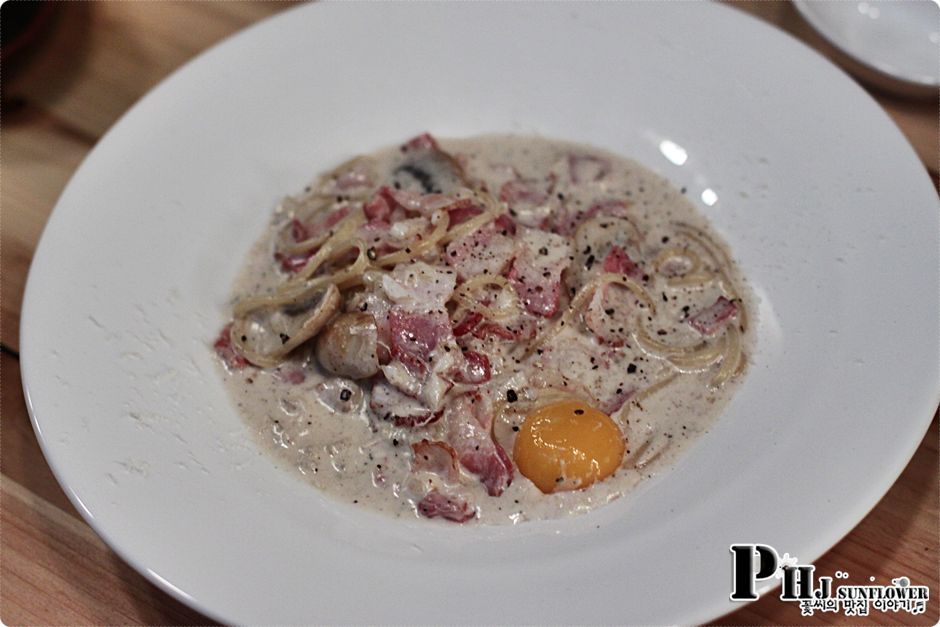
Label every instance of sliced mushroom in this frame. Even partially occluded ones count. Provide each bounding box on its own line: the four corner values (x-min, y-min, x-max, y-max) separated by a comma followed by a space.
391, 145, 469, 195
315, 312, 382, 379
231, 284, 341, 368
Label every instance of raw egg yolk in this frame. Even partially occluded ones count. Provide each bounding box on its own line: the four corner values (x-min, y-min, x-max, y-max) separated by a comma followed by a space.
513, 399, 626, 494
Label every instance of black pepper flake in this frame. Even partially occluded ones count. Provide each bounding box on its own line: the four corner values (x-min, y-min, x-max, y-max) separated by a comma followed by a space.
680, 186, 687, 194
392, 438, 399, 446
512, 425, 519, 432
627, 363, 637, 374
585, 254, 596, 269
605, 308, 615, 316
662, 292, 668, 303
656, 329, 668, 336
661, 236, 670, 243
367, 247, 377, 260
506, 389, 518, 403
574, 409, 584, 415
340, 388, 352, 402
240, 335, 247, 342
279, 333, 290, 344
359, 301, 369, 312
539, 247, 549, 256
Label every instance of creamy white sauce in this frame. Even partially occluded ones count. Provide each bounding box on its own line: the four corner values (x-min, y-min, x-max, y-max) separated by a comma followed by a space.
218, 135, 755, 524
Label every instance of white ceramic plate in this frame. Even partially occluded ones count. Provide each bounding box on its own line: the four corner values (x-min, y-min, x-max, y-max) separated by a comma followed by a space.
794, 0, 940, 97
21, 3, 939, 624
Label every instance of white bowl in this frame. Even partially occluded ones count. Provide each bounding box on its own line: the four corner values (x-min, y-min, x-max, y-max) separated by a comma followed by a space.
794, 0, 939, 98
21, 3, 939, 624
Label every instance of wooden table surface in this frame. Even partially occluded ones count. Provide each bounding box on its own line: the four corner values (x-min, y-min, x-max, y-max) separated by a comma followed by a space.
1, 2, 937, 625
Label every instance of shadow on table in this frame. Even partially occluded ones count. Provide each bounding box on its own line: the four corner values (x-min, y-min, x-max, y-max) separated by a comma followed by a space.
110, 553, 218, 626
1, 2, 92, 124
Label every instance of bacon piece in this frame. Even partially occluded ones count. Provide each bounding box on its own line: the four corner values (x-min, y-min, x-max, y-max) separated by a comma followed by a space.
587, 199, 631, 219
584, 284, 638, 347
301, 206, 350, 237
532, 341, 633, 413
387, 216, 431, 247
385, 188, 431, 213
555, 199, 632, 235
456, 351, 491, 384
411, 439, 460, 483
364, 186, 452, 219
445, 394, 513, 496
274, 251, 315, 274
453, 311, 483, 337
509, 261, 560, 317
482, 163, 521, 192
455, 310, 535, 343
363, 187, 394, 222
387, 309, 450, 376
289, 218, 309, 242
472, 322, 517, 341
334, 163, 372, 191
395, 412, 443, 429
688, 296, 738, 335
213, 324, 249, 370
370, 381, 440, 428
275, 206, 351, 272
601, 245, 643, 279
598, 386, 635, 415
499, 179, 548, 206
444, 223, 516, 281
498, 180, 557, 229
382, 262, 456, 311
568, 154, 610, 184
357, 218, 402, 261
447, 202, 485, 227
417, 490, 475, 523
274, 368, 306, 385
403, 132, 440, 152
508, 228, 572, 317
494, 214, 517, 236
473, 322, 523, 340
393, 190, 476, 217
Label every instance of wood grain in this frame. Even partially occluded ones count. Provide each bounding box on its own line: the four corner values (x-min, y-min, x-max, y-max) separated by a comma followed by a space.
1, 2, 936, 624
